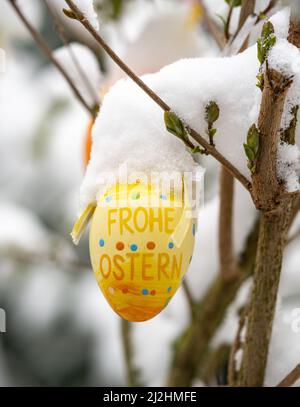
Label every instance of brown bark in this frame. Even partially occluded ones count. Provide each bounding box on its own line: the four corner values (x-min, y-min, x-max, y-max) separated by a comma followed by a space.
219, 168, 237, 280
168, 276, 246, 386
200, 344, 231, 385
277, 364, 300, 387
234, 16, 300, 386
198, 0, 226, 49
228, 306, 247, 384
238, 0, 256, 30
236, 201, 293, 387
237, 0, 256, 51
288, 19, 300, 47
121, 320, 138, 386
167, 219, 259, 386
251, 69, 292, 211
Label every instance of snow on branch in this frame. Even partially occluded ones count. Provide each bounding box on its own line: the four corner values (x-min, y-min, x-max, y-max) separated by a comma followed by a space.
63, 2, 300, 208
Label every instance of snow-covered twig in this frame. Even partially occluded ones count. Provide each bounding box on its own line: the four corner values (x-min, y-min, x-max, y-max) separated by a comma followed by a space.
8, 0, 98, 118
277, 363, 300, 387
63, 0, 251, 192
252, 70, 293, 211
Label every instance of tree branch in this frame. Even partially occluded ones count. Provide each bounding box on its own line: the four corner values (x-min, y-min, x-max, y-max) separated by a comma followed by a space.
64, 0, 251, 192
219, 168, 237, 281
168, 217, 260, 386
44, 0, 100, 108
182, 280, 196, 320
235, 16, 300, 386
200, 343, 231, 386
236, 201, 294, 387
228, 306, 247, 385
225, 5, 234, 41
0, 245, 90, 272
8, 0, 97, 118
219, 1, 257, 282
277, 364, 300, 387
121, 320, 138, 386
197, 0, 226, 49
238, 0, 256, 52
252, 68, 292, 211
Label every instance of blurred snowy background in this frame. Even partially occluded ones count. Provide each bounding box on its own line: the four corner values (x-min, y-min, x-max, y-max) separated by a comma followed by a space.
0, 0, 299, 387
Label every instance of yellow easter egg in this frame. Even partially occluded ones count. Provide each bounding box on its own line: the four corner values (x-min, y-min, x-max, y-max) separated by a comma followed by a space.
89, 182, 196, 322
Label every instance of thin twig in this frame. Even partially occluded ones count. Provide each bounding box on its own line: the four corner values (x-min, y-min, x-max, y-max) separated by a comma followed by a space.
277, 364, 300, 387
121, 319, 138, 386
44, 0, 100, 109
228, 307, 247, 385
219, 0, 256, 282
182, 280, 195, 319
0, 246, 90, 272
8, 0, 97, 118
225, 5, 234, 41
197, 0, 226, 49
64, 0, 251, 192
237, 0, 256, 51
219, 168, 237, 281
255, 0, 278, 24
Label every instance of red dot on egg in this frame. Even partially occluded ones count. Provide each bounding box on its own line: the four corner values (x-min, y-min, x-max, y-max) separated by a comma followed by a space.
116, 241, 125, 250
147, 241, 156, 250
150, 290, 156, 296
122, 288, 128, 294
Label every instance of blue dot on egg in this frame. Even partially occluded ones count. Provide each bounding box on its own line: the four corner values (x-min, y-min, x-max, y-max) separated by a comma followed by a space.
130, 244, 138, 252
192, 223, 196, 236
168, 241, 174, 249
167, 286, 172, 293
99, 239, 105, 247
160, 194, 167, 200
141, 288, 149, 295
105, 195, 112, 203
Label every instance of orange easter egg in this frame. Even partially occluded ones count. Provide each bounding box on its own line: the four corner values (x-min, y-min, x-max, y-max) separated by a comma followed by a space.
83, 118, 94, 168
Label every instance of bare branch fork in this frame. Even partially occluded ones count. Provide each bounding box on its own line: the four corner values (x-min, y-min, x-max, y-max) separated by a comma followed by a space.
43, 0, 100, 108
8, 0, 98, 118
64, 0, 251, 192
